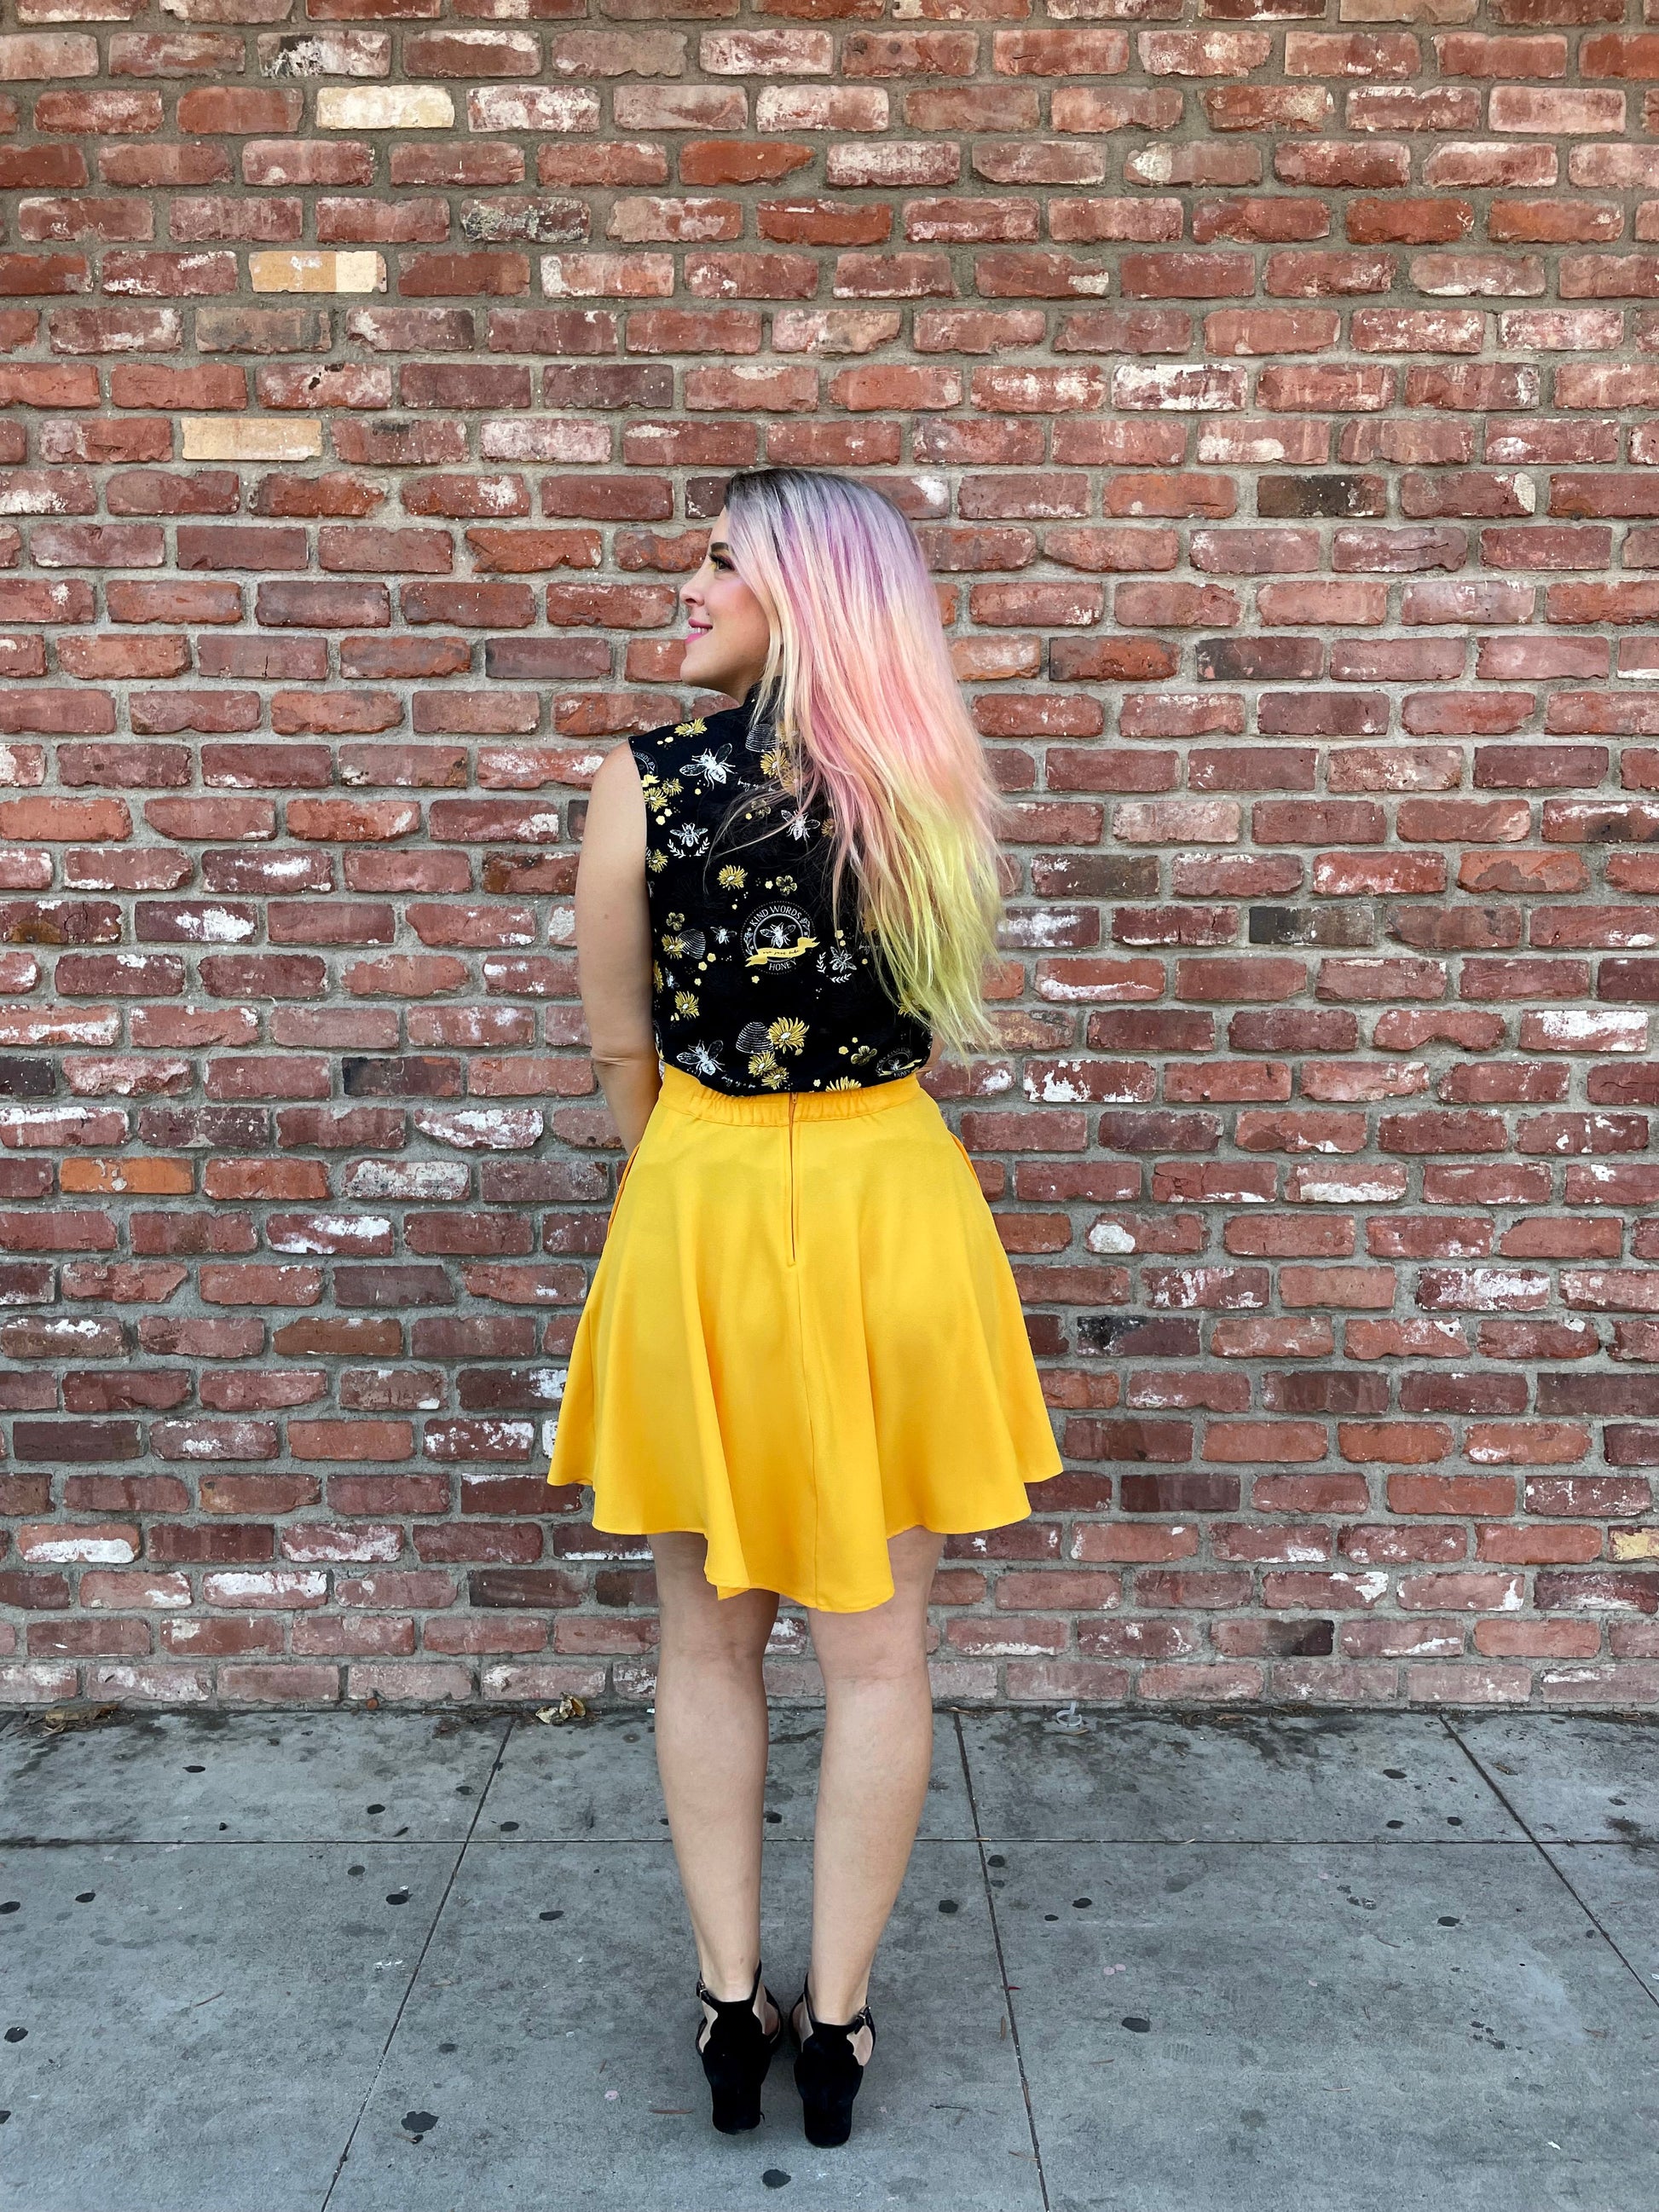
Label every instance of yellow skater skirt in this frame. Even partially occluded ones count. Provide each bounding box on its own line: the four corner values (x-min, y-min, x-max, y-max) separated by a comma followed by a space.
545, 1062, 1065, 1613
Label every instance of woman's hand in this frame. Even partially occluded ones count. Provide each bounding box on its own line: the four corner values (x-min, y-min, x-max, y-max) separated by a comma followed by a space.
574, 739, 662, 1153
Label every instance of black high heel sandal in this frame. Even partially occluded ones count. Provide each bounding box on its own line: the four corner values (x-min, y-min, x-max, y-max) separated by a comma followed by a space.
694, 1961, 783, 2134
790, 1981, 876, 2149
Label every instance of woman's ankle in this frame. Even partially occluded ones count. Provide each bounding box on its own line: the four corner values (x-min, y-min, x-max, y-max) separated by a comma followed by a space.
698, 1964, 779, 2030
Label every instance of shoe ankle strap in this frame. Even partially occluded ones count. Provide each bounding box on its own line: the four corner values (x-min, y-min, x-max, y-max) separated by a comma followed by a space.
697, 1961, 763, 2012
799, 1981, 873, 2037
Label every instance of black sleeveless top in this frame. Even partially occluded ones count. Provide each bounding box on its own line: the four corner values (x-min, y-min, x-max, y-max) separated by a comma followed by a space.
627, 683, 934, 1098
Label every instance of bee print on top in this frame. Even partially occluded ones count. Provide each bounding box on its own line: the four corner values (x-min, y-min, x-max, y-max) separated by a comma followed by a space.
627, 683, 934, 1099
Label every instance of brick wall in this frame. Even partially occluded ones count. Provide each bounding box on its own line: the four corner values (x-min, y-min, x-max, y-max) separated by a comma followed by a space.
3, 0, 1659, 1714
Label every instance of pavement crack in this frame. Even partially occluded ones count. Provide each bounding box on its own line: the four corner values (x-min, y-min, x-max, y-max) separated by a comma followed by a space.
318, 1714, 516, 2209
954, 1707, 1050, 2212
1441, 1712, 1659, 2018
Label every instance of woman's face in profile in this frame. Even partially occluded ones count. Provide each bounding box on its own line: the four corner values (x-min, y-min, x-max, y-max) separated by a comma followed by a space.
679, 505, 774, 703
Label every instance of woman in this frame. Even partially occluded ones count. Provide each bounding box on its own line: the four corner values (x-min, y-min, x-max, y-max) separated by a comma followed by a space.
546, 467, 1064, 2147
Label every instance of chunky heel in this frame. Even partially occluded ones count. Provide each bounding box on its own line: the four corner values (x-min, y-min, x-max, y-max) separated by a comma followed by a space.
790, 1982, 876, 2149
695, 1962, 783, 2135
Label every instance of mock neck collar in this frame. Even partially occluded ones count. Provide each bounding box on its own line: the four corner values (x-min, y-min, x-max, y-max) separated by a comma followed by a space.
734, 678, 774, 753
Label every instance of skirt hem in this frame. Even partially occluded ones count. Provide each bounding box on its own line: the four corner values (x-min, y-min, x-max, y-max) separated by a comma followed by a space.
565, 1454, 1066, 1614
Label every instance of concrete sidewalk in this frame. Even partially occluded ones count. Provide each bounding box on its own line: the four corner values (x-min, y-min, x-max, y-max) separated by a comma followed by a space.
0, 1702, 1655, 2212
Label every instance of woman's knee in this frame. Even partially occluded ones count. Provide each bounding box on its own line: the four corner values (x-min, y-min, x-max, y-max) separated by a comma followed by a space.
810, 1528, 944, 1688
650, 1533, 777, 1668
812, 1618, 929, 1694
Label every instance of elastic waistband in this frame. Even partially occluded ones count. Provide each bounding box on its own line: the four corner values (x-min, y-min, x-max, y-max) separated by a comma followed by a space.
656, 1063, 925, 1126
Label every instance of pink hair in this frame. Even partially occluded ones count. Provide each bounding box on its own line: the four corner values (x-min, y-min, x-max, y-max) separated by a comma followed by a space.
713, 468, 1009, 1062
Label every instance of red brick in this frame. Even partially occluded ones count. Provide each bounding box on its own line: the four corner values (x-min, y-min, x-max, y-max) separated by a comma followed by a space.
172, 84, 303, 135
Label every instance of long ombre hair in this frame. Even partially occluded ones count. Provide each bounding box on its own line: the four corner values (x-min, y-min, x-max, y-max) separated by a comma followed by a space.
706, 468, 1009, 1064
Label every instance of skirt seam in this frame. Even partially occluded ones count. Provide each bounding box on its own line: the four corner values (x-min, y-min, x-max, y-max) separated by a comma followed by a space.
787, 1155, 824, 1606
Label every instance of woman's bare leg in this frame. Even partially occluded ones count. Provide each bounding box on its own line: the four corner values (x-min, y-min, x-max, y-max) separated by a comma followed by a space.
801, 1524, 945, 2026
648, 1531, 781, 2030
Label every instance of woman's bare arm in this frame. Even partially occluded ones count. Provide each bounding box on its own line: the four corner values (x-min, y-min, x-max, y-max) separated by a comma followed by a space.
573, 736, 661, 1153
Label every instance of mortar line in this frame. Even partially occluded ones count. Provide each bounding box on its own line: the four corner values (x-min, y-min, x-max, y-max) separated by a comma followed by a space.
953, 1707, 1051, 2212
318, 1713, 517, 2210
1440, 1712, 1659, 2016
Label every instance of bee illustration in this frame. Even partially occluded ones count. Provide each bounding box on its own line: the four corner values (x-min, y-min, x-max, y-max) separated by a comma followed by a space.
678, 1038, 726, 1077
667, 820, 712, 859
685, 743, 737, 788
